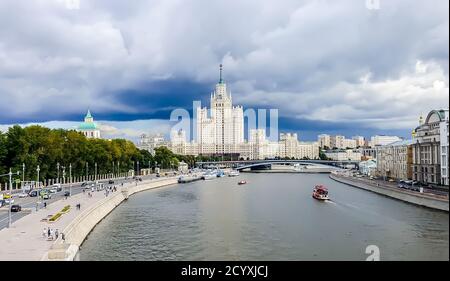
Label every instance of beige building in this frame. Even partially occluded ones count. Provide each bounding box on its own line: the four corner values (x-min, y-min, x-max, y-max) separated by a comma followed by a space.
352, 136, 365, 147
376, 140, 413, 181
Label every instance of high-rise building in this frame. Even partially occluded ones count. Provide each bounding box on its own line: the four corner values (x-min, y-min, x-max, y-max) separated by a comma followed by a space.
318, 134, 331, 148
196, 64, 244, 155
352, 136, 365, 147
78, 110, 101, 139
166, 65, 319, 160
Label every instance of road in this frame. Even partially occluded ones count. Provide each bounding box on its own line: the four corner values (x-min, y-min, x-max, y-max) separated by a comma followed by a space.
0, 174, 159, 230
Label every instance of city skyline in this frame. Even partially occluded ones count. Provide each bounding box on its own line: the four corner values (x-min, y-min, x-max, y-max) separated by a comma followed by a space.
0, 0, 448, 141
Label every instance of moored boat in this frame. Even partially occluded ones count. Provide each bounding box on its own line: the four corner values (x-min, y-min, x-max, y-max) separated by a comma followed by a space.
202, 173, 217, 180
228, 170, 240, 177
238, 180, 247, 185
312, 185, 329, 200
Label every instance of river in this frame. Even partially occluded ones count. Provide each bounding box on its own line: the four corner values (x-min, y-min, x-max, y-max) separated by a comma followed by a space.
80, 173, 449, 261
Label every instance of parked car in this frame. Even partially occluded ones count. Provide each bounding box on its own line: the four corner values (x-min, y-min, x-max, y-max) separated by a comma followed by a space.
51, 184, 63, 192
4, 198, 14, 204
17, 192, 28, 198
2, 193, 12, 199
29, 190, 38, 197
11, 205, 22, 212
0, 200, 5, 208
81, 182, 88, 187
64, 191, 70, 197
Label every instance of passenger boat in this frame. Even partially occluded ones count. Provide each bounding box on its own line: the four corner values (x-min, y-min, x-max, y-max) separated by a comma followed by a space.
228, 170, 240, 177
238, 180, 247, 185
312, 185, 329, 200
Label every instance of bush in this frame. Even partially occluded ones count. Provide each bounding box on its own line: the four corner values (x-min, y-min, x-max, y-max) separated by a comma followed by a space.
49, 212, 62, 222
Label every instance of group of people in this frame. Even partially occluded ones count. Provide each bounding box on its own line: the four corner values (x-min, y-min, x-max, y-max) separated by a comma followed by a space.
42, 227, 60, 241
104, 186, 118, 197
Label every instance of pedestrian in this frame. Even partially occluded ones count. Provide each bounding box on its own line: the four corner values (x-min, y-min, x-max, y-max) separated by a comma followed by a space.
44, 202, 47, 208
61, 233, 65, 242
50, 228, 54, 240
42, 228, 47, 238
47, 227, 51, 238
55, 229, 59, 239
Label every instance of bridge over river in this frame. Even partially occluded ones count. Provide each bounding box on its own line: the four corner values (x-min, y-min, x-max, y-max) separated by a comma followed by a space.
196, 159, 360, 171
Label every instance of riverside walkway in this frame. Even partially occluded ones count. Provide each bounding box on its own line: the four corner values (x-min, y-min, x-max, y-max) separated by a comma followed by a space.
330, 172, 449, 212
0, 177, 178, 261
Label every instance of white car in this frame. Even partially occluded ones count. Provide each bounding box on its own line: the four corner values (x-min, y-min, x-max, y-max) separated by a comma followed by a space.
4, 198, 14, 204
18, 192, 28, 198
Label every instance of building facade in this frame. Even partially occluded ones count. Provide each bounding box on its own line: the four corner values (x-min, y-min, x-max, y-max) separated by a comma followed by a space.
440, 110, 449, 186
77, 110, 101, 139
376, 140, 413, 181
324, 149, 361, 161
196, 64, 244, 155
411, 109, 448, 185
369, 135, 403, 147
138, 133, 168, 155
352, 136, 365, 147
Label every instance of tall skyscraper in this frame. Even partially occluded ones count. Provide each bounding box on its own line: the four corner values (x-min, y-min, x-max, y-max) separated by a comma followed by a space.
196, 65, 244, 155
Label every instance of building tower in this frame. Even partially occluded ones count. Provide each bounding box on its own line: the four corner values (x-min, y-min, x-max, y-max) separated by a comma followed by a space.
78, 109, 101, 139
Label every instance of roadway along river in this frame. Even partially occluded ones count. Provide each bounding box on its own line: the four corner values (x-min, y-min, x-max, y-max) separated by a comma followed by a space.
80, 173, 449, 261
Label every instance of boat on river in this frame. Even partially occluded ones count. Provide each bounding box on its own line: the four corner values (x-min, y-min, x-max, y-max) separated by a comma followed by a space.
238, 180, 247, 185
228, 170, 240, 177
312, 185, 329, 200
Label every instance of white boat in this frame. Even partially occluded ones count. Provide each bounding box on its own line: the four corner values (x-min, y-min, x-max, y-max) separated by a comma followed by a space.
202, 173, 217, 180
228, 170, 240, 177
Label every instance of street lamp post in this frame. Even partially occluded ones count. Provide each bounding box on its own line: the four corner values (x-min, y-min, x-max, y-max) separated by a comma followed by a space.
112, 162, 115, 178
95, 163, 97, 181
57, 162, 60, 184
118, 161, 120, 178
36, 165, 40, 188
69, 163, 72, 196
137, 161, 140, 176
22, 163, 25, 189
86, 162, 88, 181
62, 166, 66, 185
0, 169, 19, 228
36, 165, 40, 212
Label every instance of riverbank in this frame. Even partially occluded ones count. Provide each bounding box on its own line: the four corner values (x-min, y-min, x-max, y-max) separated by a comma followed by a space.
330, 173, 449, 212
0, 177, 178, 261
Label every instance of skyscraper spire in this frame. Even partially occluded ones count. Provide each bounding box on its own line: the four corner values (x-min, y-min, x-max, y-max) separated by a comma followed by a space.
219, 64, 223, 84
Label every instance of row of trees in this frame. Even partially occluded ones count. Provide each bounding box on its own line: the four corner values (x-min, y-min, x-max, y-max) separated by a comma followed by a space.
0, 125, 190, 184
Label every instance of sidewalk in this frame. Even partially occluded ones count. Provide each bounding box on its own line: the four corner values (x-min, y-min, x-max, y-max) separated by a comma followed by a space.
0, 184, 127, 260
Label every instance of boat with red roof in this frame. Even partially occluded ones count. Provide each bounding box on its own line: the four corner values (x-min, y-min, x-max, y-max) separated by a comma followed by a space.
312, 185, 329, 201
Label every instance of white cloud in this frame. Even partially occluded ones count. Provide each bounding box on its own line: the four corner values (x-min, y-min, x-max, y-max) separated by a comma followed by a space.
0, 0, 448, 133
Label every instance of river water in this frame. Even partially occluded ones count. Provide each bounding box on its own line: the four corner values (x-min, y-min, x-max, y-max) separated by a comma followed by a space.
80, 173, 449, 261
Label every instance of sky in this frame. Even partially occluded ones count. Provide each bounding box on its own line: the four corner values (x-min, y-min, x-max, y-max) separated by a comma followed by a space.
0, 0, 448, 142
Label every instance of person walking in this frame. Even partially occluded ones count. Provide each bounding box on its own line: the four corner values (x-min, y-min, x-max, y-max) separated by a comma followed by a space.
47, 227, 51, 238
44, 202, 47, 208
55, 229, 59, 239
42, 228, 47, 238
